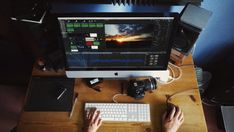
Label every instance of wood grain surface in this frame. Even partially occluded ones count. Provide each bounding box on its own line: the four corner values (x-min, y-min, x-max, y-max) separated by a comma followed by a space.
17, 55, 207, 132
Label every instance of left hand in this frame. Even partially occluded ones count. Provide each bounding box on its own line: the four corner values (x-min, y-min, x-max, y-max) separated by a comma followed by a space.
85, 108, 103, 132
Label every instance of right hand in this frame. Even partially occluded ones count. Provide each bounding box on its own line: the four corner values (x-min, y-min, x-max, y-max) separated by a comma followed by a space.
162, 106, 184, 132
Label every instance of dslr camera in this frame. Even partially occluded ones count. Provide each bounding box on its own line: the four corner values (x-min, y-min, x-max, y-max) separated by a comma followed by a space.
127, 77, 157, 99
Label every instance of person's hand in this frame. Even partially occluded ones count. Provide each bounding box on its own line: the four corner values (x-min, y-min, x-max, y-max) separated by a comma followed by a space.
85, 108, 102, 132
162, 106, 184, 132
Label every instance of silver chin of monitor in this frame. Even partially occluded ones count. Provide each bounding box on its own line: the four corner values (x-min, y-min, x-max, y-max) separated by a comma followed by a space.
66, 70, 169, 82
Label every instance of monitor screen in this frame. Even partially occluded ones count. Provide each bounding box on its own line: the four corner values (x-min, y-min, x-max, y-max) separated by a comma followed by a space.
58, 13, 176, 79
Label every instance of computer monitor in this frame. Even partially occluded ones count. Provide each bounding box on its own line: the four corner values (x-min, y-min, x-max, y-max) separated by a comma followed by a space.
58, 13, 177, 81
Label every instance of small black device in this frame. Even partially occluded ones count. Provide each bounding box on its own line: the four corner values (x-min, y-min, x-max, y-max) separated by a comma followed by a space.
85, 78, 103, 87
170, 3, 212, 65
172, 3, 212, 55
127, 77, 157, 99
85, 78, 103, 92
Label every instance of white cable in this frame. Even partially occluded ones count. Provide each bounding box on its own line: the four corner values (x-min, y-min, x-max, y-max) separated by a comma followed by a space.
169, 62, 183, 80
156, 76, 174, 85
156, 65, 174, 85
168, 64, 175, 78
156, 62, 183, 85
112, 94, 127, 103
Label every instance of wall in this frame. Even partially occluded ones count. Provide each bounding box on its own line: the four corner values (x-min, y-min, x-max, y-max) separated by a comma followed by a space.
194, 0, 234, 68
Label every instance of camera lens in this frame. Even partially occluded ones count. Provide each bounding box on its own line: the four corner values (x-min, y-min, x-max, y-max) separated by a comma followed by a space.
144, 77, 157, 91
127, 77, 157, 99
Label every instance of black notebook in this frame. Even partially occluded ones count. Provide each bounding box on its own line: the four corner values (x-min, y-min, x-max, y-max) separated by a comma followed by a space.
25, 76, 74, 111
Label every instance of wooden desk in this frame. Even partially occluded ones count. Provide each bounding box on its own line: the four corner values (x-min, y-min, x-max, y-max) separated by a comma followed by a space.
17, 55, 207, 132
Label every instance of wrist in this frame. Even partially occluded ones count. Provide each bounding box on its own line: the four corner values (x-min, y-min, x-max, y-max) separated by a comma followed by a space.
162, 127, 175, 132
85, 127, 90, 132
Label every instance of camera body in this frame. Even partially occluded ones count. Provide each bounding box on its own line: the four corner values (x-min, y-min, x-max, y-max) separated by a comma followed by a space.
127, 77, 157, 99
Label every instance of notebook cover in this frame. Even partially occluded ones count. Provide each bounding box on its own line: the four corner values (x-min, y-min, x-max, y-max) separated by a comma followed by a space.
25, 76, 74, 111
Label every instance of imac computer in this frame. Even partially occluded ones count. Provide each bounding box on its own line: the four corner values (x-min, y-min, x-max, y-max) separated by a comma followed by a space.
58, 13, 177, 81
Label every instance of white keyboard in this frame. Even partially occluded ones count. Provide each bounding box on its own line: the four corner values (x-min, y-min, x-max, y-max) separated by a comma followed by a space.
85, 103, 151, 122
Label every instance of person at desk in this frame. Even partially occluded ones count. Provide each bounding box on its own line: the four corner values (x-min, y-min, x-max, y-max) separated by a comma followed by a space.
85, 105, 184, 132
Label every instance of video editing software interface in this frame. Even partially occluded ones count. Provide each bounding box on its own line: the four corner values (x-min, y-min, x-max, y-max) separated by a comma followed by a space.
58, 15, 174, 70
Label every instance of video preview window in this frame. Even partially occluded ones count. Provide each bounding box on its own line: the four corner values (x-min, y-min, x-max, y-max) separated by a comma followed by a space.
105, 24, 153, 48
